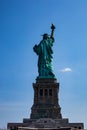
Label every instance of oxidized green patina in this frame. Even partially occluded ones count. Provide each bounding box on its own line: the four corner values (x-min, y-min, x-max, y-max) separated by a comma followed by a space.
33, 24, 56, 78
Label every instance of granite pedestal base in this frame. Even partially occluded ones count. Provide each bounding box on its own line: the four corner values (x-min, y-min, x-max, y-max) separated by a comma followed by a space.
7, 118, 84, 130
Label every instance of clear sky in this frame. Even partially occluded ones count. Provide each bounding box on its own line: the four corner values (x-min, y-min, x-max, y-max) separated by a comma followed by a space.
0, 0, 87, 129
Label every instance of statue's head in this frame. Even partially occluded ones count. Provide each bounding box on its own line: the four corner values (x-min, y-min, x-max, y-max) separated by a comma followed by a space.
43, 33, 49, 39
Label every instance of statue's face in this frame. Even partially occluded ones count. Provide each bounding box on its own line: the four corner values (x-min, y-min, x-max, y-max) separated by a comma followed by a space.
43, 34, 48, 39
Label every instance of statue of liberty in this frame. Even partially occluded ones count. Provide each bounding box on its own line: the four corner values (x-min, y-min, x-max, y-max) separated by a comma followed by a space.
33, 24, 56, 78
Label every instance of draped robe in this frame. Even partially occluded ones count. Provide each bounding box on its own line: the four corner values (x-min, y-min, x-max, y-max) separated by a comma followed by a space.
33, 37, 55, 78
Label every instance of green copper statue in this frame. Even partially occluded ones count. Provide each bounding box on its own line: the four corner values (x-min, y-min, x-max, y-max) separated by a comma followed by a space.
33, 24, 56, 78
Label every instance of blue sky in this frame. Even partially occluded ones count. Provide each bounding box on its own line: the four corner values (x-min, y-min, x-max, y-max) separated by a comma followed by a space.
0, 0, 87, 128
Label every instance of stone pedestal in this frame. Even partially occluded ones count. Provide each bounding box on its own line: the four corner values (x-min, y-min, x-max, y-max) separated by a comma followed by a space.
30, 78, 62, 119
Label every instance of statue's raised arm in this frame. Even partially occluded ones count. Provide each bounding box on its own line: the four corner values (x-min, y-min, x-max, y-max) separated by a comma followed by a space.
33, 24, 56, 79
50, 24, 56, 38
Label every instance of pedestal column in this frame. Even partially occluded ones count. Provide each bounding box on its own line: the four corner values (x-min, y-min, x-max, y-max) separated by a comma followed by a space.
30, 78, 62, 119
